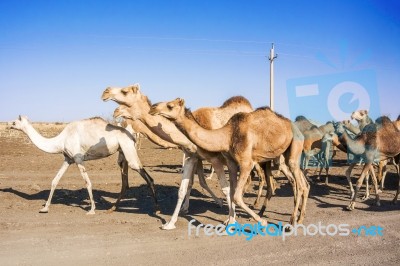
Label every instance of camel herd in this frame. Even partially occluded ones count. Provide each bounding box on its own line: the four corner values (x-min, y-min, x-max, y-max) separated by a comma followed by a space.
9, 83, 400, 231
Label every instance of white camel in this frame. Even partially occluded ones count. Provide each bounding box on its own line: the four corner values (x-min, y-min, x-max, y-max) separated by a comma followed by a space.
10, 115, 158, 214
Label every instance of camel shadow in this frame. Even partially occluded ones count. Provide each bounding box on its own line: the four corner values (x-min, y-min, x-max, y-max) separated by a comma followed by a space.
0, 185, 162, 216
149, 164, 182, 174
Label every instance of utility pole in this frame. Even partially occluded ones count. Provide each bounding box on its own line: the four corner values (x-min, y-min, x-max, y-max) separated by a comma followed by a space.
269, 43, 277, 110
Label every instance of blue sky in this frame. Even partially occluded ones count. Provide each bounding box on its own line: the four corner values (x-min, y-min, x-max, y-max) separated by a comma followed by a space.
1, 0, 399, 123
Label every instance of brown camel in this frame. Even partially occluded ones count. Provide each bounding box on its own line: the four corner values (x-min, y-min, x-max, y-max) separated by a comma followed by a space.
150, 98, 310, 226
102, 84, 260, 229
334, 116, 400, 210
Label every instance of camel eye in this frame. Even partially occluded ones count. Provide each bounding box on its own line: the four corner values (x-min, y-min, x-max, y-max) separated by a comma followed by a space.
167, 104, 173, 110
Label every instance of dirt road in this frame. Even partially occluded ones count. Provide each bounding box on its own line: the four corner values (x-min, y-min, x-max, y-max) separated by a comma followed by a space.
0, 124, 399, 265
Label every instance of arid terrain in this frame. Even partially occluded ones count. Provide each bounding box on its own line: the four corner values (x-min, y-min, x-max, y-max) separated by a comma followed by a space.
0, 122, 399, 265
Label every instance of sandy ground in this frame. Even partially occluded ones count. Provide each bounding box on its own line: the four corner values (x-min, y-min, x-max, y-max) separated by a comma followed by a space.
0, 123, 399, 265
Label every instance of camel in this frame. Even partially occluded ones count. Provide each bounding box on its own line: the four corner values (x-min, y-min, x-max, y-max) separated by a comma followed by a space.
294, 117, 337, 184
376, 115, 400, 190
150, 98, 310, 226
333, 117, 400, 210
102, 84, 258, 229
10, 115, 158, 214
313, 132, 334, 184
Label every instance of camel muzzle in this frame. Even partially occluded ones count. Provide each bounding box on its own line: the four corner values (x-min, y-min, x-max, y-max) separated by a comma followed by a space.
101, 88, 111, 101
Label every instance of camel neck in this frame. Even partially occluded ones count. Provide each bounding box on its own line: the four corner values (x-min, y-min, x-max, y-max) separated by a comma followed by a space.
174, 110, 231, 153
340, 130, 365, 155
139, 109, 197, 152
22, 123, 64, 154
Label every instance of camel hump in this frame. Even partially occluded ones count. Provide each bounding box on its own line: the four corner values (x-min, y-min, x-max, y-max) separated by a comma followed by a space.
375, 116, 392, 126
295, 115, 308, 122
220, 96, 252, 108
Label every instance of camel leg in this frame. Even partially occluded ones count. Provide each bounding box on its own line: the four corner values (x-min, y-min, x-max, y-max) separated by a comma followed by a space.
243, 172, 253, 194
392, 158, 400, 204
347, 164, 370, 211
40, 160, 71, 213
287, 132, 308, 225
108, 153, 129, 212
162, 156, 197, 230
233, 160, 267, 226
212, 159, 234, 216
206, 165, 214, 180
76, 163, 96, 215
378, 160, 388, 190
380, 165, 388, 190
279, 162, 297, 204
368, 164, 380, 206
324, 166, 329, 185
296, 170, 310, 224
225, 158, 238, 225
303, 151, 313, 182
258, 162, 273, 218
362, 171, 371, 201
196, 161, 223, 207
288, 158, 306, 225
345, 163, 356, 199
180, 168, 195, 214
135, 168, 159, 212
253, 163, 265, 208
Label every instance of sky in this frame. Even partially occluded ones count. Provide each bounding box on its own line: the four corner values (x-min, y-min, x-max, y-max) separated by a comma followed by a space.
0, 0, 399, 123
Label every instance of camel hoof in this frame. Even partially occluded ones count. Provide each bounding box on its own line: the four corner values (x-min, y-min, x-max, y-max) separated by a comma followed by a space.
260, 219, 268, 227
86, 210, 95, 215
375, 201, 381, 207
391, 199, 397, 205
106, 206, 116, 214
39, 208, 49, 213
223, 217, 236, 226
161, 223, 176, 230
361, 196, 370, 201
346, 204, 354, 211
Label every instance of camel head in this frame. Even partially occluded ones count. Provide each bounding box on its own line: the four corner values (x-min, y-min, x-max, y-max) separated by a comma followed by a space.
321, 132, 334, 143
101, 83, 142, 107
149, 98, 186, 120
113, 105, 137, 120
351, 109, 368, 121
343, 120, 353, 127
333, 121, 345, 135
10, 115, 29, 131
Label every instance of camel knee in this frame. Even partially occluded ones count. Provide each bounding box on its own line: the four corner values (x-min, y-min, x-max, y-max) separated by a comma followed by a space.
128, 161, 141, 170
288, 159, 299, 172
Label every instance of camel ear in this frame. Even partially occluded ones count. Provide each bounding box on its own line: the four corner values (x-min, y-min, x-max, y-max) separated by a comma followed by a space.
18, 115, 22, 120
177, 98, 185, 106
132, 83, 140, 92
